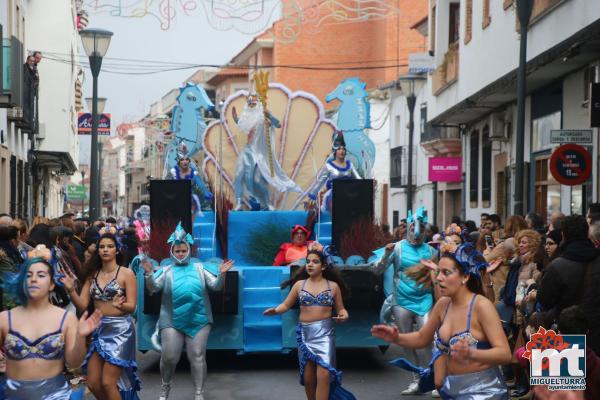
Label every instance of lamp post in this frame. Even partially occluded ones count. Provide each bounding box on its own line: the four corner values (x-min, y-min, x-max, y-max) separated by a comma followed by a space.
86, 96, 106, 217
514, 0, 533, 216
80, 28, 113, 221
81, 169, 86, 214
397, 73, 426, 214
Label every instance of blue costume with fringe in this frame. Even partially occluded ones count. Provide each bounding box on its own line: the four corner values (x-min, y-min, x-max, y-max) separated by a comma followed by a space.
295, 280, 356, 400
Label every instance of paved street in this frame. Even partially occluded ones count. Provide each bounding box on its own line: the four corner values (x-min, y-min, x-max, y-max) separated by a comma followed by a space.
138, 346, 427, 400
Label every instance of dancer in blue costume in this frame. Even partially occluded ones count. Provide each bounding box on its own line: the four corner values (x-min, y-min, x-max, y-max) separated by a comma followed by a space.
264, 250, 356, 400
304, 131, 361, 213
168, 142, 213, 215
371, 207, 436, 395
372, 243, 511, 399
63, 233, 140, 400
141, 223, 234, 400
0, 245, 102, 400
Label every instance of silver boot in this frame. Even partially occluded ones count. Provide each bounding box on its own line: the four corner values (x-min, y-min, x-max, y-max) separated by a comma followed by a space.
159, 383, 171, 400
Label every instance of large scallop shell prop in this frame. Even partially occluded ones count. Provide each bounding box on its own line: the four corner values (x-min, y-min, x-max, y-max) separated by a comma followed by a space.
203, 83, 336, 210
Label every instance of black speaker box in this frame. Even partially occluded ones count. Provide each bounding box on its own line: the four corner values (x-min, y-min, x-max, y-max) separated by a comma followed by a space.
209, 270, 239, 314
332, 179, 374, 250
149, 180, 192, 233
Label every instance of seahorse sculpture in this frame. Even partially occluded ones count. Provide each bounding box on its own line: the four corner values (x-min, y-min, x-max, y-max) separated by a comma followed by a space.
325, 77, 375, 177
163, 83, 214, 177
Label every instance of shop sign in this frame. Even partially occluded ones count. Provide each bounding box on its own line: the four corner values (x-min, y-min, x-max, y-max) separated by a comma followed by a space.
409, 52, 436, 74
428, 157, 462, 182
549, 129, 592, 145
78, 113, 111, 135
549, 144, 592, 186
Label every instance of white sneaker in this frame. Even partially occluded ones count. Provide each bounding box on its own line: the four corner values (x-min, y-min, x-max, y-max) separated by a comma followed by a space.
401, 381, 422, 395
159, 383, 171, 400
431, 389, 441, 398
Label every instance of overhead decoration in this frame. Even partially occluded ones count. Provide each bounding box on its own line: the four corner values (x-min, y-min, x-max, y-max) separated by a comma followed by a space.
203, 82, 336, 210
85, 0, 402, 43
326, 77, 375, 177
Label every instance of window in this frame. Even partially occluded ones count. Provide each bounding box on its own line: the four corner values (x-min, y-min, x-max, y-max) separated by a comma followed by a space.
481, 126, 492, 207
584, 65, 597, 104
534, 155, 560, 223
469, 131, 479, 206
482, 0, 491, 28
449, 3, 460, 44
393, 211, 399, 228
532, 111, 561, 152
465, 0, 473, 44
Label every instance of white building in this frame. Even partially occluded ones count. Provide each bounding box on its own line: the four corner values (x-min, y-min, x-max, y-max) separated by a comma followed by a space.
28, 0, 82, 217
0, 0, 33, 218
423, 0, 600, 224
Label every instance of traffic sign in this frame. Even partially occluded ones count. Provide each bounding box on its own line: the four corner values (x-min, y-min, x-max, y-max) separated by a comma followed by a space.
67, 185, 87, 200
549, 144, 592, 186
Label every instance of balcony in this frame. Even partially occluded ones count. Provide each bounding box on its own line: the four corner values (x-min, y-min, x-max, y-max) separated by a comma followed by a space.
420, 125, 462, 157
0, 36, 23, 109
432, 43, 459, 95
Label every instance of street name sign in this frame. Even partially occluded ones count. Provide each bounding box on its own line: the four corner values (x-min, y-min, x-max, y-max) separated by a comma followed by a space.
549, 129, 592, 145
67, 185, 87, 200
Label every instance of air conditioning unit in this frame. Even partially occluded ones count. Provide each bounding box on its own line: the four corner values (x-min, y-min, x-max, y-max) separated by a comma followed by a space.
489, 113, 509, 142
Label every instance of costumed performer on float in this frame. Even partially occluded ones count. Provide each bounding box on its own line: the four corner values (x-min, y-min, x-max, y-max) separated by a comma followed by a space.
304, 131, 361, 213
168, 142, 213, 216
273, 225, 318, 266
0, 245, 102, 399
372, 242, 511, 399
141, 222, 234, 400
62, 233, 140, 400
264, 249, 356, 400
371, 207, 437, 395
231, 72, 301, 211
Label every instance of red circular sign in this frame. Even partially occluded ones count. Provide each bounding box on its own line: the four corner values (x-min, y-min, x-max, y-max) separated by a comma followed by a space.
549, 144, 592, 186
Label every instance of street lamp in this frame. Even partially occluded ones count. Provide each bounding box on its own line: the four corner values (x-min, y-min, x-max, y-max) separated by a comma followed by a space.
514, 0, 533, 216
397, 73, 426, 214
80, 28, 113, 221
81, 169, 86, 215
86, 96, 106, 213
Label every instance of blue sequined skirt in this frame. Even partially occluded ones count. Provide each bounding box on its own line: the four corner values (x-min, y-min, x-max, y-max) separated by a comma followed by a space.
297, 318, 356, 400
5, 373, 71, 400
440, 367, 508, 400
83, 315, 141, 400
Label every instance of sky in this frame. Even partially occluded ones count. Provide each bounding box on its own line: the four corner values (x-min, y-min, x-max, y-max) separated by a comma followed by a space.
78, 2, 280, 163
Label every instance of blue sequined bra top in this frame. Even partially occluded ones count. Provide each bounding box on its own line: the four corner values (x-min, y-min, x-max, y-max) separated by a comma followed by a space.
90, 266, 125, 302
434, 294, 491, 355
299, 280, 334, 307
5, 310, 68, 360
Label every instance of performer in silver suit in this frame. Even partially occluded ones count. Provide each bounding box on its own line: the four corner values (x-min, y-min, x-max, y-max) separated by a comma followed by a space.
232, 93, 301, 210
372, 242, 511, 399
371, 207, 436, 395
304, 131, 361, 212
141, 223, 234, 400
0, 246, 102, 400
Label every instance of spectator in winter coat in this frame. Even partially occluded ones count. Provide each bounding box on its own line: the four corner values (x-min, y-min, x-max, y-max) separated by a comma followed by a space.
538, 215, 600, 356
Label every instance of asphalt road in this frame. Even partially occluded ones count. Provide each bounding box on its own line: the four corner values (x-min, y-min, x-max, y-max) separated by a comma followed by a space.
137, 346, 431, 400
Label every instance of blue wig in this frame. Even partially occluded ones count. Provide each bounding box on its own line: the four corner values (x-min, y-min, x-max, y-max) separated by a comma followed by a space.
442, 242, 488, 278
3, 257, 55, 306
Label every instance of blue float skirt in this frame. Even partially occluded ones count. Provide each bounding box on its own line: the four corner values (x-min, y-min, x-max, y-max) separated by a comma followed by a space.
83, 315, 141, 400
439, 367, 508, 400
296, 318, 356, 400
5, 373, 71, 400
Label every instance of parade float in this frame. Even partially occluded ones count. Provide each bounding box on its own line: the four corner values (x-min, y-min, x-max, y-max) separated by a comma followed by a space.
132, 73, 395, 353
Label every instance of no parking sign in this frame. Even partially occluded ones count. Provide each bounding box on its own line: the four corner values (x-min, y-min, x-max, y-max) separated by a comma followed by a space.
549, 144, 592, 186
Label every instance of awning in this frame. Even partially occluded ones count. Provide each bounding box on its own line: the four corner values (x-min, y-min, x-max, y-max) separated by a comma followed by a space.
32, 150, 77, 174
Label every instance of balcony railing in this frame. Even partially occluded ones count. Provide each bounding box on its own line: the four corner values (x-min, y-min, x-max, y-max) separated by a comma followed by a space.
1, 36, 23, 108
432, 43, 459, 95
420, 125, 462, 156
